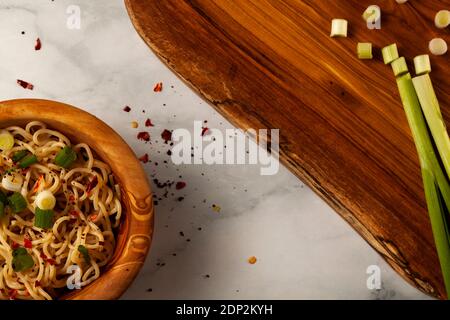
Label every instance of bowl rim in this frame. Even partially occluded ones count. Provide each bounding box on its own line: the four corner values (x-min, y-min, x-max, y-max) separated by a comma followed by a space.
0, 98, 154, 300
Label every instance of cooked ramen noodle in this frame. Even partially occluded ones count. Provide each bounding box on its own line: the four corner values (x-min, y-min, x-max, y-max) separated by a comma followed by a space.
0, 121, 122, 300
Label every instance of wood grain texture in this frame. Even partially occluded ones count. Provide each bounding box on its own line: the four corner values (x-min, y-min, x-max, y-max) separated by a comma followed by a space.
0, 99, 154, 300
125, 0, 450, 298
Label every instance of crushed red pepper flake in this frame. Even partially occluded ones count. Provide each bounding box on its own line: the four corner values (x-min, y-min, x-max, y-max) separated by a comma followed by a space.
139, 153, 149, 164
86, 176, 98, 194
17, 79, 34, 90
24, 238, 32, 249
123, 106, 131, 112
11, 242, 19, 250
34, 38, 42, 50
145, 118, 154, 127
153, 82, 163, 92
137, 131, 151, 142
175, 181, 186, 190
201, 127, 209, 136
161, 129, 172, 143
8, 289, 18, 300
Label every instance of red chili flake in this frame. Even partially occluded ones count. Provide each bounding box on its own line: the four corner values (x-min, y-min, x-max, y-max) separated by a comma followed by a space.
161, 129, 172, 143
8, 289, 18, 300
139, 153, 149, 164
35, 281, 41, 287
24, 238, 32, 249
201, 127, 209, 136
35, 38, 42, 50
175, 181, 186, 190
153, 82, 163, 92
69, 210, 79, 219
40, 253, 47, 260
11, 242, 19, 250
86, 176, 98, 194
137, 131, 150, 142
145, 118, 154, 127
69, 194, 75, 202
89, 213, 98, 222
123, 106, 131, 112
46, 258, 56, 265
17, 79, 34, 90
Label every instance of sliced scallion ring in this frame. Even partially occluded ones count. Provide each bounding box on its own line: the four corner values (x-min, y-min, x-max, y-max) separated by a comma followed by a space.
435, 10, 450, 29
330, 19, 348, 38
429, 38, 448, 56
0, 131, 14, 151
414, 54, 431, 75
382, 43, 399, 64
391, 57, 409, 77
34, 207, 55, 229
357, 42, 373, 59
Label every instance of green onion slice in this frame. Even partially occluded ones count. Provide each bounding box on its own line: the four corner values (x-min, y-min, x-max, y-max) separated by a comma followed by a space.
391, 57, 408, 77
382, 43, 399, 64
0, 202, 4, 218
12, 150, 28, 162
414, 54, 431, 76
34, 207, 54, 229
330, 19, 348, 38
12, 247, 34, 272
0, 131, 14, 151
0, 189, 7, 204
55, 146, 77, 168
357, 43, 373, 60
19, 154, 38, 168
78, 245, 91, 264
8, 192, 27, 213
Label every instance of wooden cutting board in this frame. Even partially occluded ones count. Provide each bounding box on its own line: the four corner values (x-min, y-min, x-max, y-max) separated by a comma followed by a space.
125, 0, 450, 298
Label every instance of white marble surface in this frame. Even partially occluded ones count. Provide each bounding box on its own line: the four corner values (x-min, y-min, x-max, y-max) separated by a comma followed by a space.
0, 0, 430, 299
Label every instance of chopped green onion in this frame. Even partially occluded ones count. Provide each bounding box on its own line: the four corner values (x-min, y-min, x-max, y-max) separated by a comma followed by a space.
362, 5, 381, 24
8, 192, 27, 213
429, 38, 448, 56
414, 54, 431, 75
435, 10, 450, 29
12, 247, 34, 272
12, 150, 28, 162
34, 207, 54, 229
0, 131, 14, 151
412, 74, 450, 179
78, 245, 91, 264
0, 189, 7, 204
330, 19, 348, 38
357, 43, 373, 59
0, 202, 4, 218
391, 57, 408, 77
18, 154, 37, 168
54, 146, 77, 168
382, 43, 399, 64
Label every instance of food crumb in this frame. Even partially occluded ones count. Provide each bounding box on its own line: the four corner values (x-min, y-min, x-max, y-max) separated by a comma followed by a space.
131, 121, 138, 128
153, 82, 163, 92
17, 79, 34, 90
147, 288, 153, 292
123, 106, 131, 112
139, 153, 149, 164
212, 204, 221, 213
35, 38, 42, 51
247, 256, 257, 265
137, 131, 150, 142
145, 119, 154, 127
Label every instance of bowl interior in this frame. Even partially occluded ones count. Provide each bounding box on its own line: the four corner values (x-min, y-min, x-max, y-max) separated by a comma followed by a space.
0, 99, 154, 300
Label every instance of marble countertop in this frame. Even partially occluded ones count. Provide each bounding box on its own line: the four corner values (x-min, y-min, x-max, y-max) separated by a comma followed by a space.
0, 0, 429, 299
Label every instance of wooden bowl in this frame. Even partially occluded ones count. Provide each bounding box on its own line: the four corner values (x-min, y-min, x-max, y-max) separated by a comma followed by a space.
0, 99, 154, 300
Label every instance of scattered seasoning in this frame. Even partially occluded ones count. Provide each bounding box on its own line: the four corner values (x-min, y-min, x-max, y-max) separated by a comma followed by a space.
34, 38, 41, 51
139, 153, 149, 164
137, 131, 150, 142
11, 242, 19, 250
24, 238, 32, 249
175, 181, 186, 190
177, 196, 184, 202
204, 274, 210, 279
17, 79, 34, 90
248, 256, 257, 264
153, 82, 163, 92
123, 106, 131, 112
179, 231, 184, 237
212, 204, 221, 213
147, 288, 153, 292
161, 129, 172, 143
201, 127, 209, 136
131, 121, 138, 128
86, 176, 98, 194
145, 119, 154, 127
167, 150, 172, 156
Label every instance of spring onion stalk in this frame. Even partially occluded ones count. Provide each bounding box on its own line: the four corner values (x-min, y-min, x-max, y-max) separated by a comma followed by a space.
0, 190, 7, 204
362, 5, 381, 24
421, 167, 450, 296
357, 43, 373, 59
18, 154, 37, 168
12, 150, 28, 162
391, 57, 408, 77
0, 131, 14, 151
435, 10, 450, 29
429, 38, 448, 56
55, 146, 77, 168
396, 73, 450, 210
8, 192, 27, 213
330, 19, 348, 38
34, 208, 54, 229
12, 248, 34, 272
412, 74, 450, 179
35, 190, 56, 210
414, 55, 431, 75
382, 44, 399, 64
